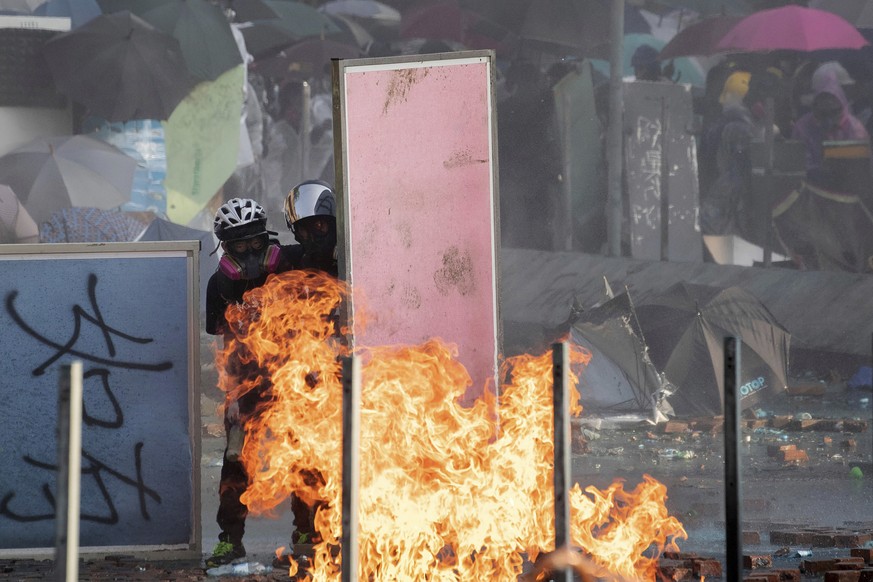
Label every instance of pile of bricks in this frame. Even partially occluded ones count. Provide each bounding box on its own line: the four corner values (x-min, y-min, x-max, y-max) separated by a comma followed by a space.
770, 528, 873, 548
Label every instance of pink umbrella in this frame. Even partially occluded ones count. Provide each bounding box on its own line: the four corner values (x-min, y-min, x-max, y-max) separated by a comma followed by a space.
716, 5, 869, 52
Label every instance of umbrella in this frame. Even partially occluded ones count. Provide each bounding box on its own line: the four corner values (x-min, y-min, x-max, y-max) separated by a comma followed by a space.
0, 135, 137, 226
591, 33, 706, 87
658, 14, 742, 59
570, 292, 675, 419
810, 0, 873, 30
39, 207, 145, 242
227, 0, 279, 22
633, 282, 790, 417
96, 0, 243, 81
137, 216, 217, 312
400, 0, 517, 54
0, 184, 39, 243
328, 12, 375, 48
320, 0, 400, 27
34, 0, 100, 28
237, 0, 342, 58
253, 37, 361, 80
43, 11, 195, 122
651, 0, 751, 17
715, 5, 869, 53
519, 0, 650, 56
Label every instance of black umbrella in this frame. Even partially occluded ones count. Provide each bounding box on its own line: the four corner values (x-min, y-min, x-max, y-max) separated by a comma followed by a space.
43, 10, 195, 122
634, 282, 790, 417
97, 0, 243, 81
570, 292, 675, 420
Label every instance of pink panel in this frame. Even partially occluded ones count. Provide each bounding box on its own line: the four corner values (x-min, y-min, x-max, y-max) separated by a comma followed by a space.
341, 56, 497, 398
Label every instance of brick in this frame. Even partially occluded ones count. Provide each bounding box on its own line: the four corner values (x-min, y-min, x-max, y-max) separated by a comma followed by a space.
811, 531, 838, 547
745, 554, 773, 569
787, 419, 818, 430
779, 448, 809, 463
659, 564, 694, 580
804, 559, 841, 573
825, 572, 861, 582
852, 549, 873, 564
770, 415, 793, 428
662, 421, 689, 434
859, 569, 873, 582
812, 419, 843, 431
743, 531, 762, 545
770, 569, 802, 581
835, 558, 867, 570
691, 418, 724, 432
768, 443, 796, 457
843, 420, 868, 432
771, 530, 816, 546
834, 533, 873, 548
662, 552, 699, 561
691, 558, 722, 577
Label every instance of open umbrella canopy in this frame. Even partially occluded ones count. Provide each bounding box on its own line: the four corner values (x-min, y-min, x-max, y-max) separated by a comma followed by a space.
238, 0, 342, 58
633, 282, 790, 417
253, 36, 361, 80
43, 10, 195, 122
400, 0, 516, 54
810, 0, 873, 30
39, 207, 145, 242
320, 0, 399, 26
97, 0, 243, 81
716, 5, 869, 53
591, 33, 706, 87
570, 292, 675, 420
0, 135, 137, 226
658, 14, 742, 59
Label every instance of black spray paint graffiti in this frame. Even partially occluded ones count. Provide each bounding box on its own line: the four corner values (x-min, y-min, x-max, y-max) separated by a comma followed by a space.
0, 443, 161, 523
1, 273, 173, 524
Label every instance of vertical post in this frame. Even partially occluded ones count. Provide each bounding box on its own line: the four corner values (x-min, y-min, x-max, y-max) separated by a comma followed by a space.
301, 81, 312, 177
560, 89, 574, 252
723, 338, 742, 582
552, 342, 572, 582
341, 355, 361, 582
660, 97, 670, 262
55, 361, 83, 582
763, 97, 775, 268
606, 0, 625, 257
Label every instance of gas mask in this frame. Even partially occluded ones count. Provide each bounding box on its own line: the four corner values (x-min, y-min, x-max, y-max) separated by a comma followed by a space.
219, 237, 280, 280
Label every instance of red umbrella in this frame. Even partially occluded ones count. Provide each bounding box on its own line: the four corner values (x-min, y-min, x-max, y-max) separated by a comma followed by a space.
400, 0, 516, 54
715, 5, 869, 52
658, 15, 742, 59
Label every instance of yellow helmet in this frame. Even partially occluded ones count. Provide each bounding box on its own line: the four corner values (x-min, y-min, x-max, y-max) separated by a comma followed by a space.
719, 71, 751, 105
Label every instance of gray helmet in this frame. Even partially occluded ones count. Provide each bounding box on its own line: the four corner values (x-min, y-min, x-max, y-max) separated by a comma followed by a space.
284, 180, 336, 232
214, 197, 269, 241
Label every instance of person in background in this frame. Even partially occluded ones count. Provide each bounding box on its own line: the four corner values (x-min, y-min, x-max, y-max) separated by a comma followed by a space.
631, 44, 667, 82
205, 197, 300, 568
697, 70, 754, 242
791, 67, 869, 190
284, 179, 338, 277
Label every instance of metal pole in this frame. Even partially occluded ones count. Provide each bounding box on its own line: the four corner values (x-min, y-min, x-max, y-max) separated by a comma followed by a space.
660, 97, 670, 262
561, 90, 573, 251
301, 81, 312, 178
341, 355, 361, 582
763, 97, 775, 268
606, 0, 625, 257
723, 338, 742, 582
55, 361, 83, 582
552, 342, 572, 582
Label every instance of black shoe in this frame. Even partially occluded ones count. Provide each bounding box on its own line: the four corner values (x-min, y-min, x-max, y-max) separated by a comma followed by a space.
205, 539, 246, 568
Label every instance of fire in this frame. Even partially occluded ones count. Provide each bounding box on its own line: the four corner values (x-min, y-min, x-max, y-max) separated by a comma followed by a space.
216, 270, 687, 580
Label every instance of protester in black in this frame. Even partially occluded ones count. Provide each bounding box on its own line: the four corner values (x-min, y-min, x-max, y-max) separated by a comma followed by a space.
205, 197, 300, 568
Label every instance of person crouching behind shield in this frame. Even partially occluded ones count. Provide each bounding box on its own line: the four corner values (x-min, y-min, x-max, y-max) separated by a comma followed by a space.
205, 197, 300, 568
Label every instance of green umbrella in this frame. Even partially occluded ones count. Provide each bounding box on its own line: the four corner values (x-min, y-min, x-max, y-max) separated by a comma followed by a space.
239, 0, 342, 58
164, 65, 245, 224
97, 0, 243, 81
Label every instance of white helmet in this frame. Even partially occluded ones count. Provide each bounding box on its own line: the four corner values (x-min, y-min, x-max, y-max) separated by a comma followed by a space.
213, 198, 269, 241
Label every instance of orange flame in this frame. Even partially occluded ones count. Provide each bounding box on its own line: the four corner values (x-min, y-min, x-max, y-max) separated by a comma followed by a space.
216, 270, 686, 580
